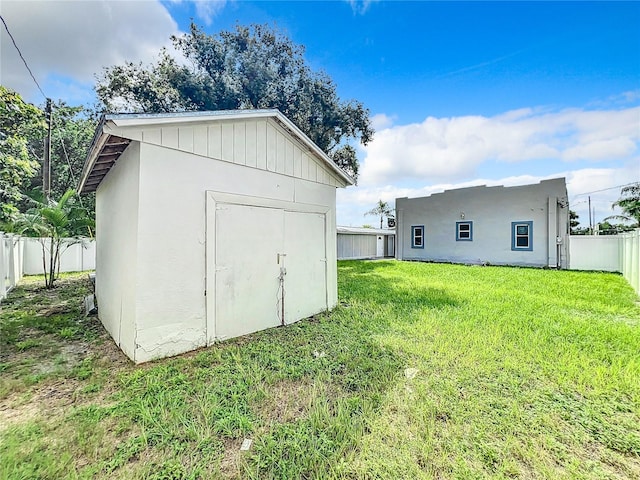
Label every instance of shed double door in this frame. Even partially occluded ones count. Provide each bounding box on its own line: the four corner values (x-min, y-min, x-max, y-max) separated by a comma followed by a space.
211, 203, 327, 341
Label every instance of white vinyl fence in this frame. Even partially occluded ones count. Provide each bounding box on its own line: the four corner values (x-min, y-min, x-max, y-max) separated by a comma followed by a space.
0, 233, 95, 301
1, 234, 24, 301
568, 230, 640, 295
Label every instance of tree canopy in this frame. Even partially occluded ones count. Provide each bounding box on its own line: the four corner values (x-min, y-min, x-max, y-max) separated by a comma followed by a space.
0, 86, 45, 222
95, 23, 373, 179
25, 101, 96, 214
0, 87, 96, 227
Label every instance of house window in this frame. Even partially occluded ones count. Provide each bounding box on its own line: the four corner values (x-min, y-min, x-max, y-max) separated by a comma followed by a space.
511, 221, 533, 251
456, 221, 473, 241
411, 225, 424, 249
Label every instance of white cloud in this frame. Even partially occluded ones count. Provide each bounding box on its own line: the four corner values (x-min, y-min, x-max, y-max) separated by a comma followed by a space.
346, 0, 378, 15
192, 0, 228, 25
370, 113, 396, 130
0, 0, 181, 102
360, 106, 640, 186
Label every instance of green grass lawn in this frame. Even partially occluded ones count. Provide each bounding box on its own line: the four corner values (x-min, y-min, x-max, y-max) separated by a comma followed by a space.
1, 261, 639, 479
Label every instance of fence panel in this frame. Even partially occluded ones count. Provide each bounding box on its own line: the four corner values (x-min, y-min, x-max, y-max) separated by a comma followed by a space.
0, 233, 24, 301
1, 234, 96, 303
22, 237, 96, 275
567, 235, 620, 272
620, 230, 639, 295
568, 231, 640, 296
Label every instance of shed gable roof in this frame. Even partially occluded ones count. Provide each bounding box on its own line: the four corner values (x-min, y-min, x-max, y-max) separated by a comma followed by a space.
78, 109, 355, 194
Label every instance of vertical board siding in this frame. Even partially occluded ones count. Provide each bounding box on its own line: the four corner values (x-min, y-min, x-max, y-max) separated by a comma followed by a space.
193, 125, 208, 156
162, 127, 179, 149
285, 140, 294, 176
266, 123, 277, 171
134, 118, 346, 187
143, 128, 162, 145
222, 123, 234, 162
245, 121, 258, 168
178, 127, 194, 152
256, 120, 267, 170
294, 148, 302, 178
337, 234, 377, 259
276, 133, 285, 174
208, 123, 222, 159
233, 122, 246, 165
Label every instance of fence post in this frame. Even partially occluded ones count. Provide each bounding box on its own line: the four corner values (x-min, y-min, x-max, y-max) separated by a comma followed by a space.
7, 234, 15, 291
0, 232, 6, 301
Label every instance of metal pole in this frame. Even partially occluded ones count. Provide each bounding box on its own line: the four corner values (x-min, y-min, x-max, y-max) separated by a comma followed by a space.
43, 98, 52, 202
588, 196, 592, 235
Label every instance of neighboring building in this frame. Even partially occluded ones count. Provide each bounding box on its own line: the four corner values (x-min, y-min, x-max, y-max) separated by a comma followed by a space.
337, 227, 395, 260
395, 178, 569, 268
79, 110, 353, 363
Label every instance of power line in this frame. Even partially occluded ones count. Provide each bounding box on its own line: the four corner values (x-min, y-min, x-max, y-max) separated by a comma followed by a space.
0, 14, 47, 100
570, 182, 638, 199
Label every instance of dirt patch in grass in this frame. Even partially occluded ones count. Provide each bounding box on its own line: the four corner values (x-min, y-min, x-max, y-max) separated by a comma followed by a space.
0, 377, 82, 430
219, 437, 247, 479
256, 379, 315, 424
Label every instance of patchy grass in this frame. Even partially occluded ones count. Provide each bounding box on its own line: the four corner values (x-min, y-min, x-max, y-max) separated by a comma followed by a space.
0, 262, 638, 479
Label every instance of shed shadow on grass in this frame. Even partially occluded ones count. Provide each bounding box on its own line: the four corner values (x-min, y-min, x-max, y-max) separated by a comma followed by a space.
339, 260, 461, 315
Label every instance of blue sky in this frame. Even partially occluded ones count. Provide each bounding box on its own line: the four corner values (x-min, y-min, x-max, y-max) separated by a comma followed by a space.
1, 1, 638, 227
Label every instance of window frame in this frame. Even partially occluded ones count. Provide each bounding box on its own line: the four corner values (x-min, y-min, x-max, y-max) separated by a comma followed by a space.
456, 221, 473, 242
411, 225, 425, 249
511, 221, 533, 251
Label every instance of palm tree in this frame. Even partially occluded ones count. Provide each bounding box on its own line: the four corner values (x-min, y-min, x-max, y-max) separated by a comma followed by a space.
365, 200, 393, 229
13, 189, 94, 288
604, 183, 640, 227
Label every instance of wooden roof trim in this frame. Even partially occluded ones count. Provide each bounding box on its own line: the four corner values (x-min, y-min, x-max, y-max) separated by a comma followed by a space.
77, 121, 131, 194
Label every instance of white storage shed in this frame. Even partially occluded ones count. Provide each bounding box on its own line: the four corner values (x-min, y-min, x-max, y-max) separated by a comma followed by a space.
79, 110, 353, 363
337, 227, 395, 259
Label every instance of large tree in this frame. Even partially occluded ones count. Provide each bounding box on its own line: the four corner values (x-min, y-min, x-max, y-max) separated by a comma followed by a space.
95, 23, 373, 179
0, 86, 45, 222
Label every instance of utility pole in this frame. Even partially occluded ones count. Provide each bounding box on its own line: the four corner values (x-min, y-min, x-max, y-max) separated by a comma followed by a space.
588, 196, 592, 235
43, 98, 52, 202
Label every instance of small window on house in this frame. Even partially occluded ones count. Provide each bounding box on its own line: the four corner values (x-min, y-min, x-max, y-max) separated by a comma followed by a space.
511, 221, 533, 251
456, 221, 473, 241
411, 225, 424, 249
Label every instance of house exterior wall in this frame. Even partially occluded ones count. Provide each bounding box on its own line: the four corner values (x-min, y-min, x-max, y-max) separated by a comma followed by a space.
396, 178, 569, 267
125, 142, 337, 363
95, 142, 140, 360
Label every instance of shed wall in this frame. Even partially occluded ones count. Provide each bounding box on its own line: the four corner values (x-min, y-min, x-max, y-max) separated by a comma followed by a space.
337, 234, 376, 259
396, 179, 568, 267
95, 142, 140, 360
131, 142, 337, 362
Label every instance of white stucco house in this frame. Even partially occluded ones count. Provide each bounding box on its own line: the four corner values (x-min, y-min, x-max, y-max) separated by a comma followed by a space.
395, 178, 569, 268
337, 227, 395, 259
78, 110, 353, 363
